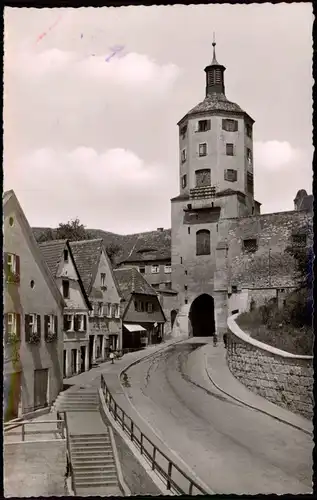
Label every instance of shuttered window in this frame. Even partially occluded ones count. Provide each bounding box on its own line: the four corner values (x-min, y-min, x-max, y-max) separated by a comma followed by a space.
222, 119, 238, 132
224, 169, 237, 182
196, 230, 211, 256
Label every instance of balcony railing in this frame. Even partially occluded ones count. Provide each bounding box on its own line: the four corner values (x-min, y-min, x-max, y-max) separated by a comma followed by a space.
100, 374, 208, 495
190, 186, 216, 199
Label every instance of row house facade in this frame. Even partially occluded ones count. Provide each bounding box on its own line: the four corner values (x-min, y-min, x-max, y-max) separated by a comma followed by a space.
70, 239, 122, 367
114, 267, 166, 350
3, 191, 65, 420
39, 240, 92, 378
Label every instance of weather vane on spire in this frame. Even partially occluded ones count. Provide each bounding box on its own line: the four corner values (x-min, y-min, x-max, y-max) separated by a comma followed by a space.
212, 32, 217, 63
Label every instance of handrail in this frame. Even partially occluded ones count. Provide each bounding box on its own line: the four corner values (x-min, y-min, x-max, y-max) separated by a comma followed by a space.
100, 374, 207, 496
4, 416, 66, 441
63, 411, 76, 496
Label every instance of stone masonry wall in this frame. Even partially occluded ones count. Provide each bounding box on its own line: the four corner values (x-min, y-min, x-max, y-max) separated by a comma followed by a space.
227, 317, 313, 420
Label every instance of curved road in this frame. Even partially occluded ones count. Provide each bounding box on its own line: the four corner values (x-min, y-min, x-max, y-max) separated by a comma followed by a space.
124, 343, 312, 495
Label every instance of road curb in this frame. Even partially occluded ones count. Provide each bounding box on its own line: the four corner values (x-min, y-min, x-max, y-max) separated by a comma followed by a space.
203, 352, 311, 436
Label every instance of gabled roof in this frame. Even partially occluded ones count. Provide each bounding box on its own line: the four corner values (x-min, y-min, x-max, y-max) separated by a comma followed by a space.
114, 267, 157, 301
39, 239, 68, 276
120, 229, 171, 264
70, 239, 122, 299
3, 190, 66, 310
39, 239, 91, 310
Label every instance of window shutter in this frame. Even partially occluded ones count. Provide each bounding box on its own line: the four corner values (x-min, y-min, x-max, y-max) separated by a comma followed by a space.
54, 316, 58, 335
37, 315, 41, 335
234, 120, 238, 132
83, 315, 87, 331
4, 253, 8, 280
15, 255, 20, 281
16, 314, 21, 340
4, 313, 9, 343
44, 315, 49, 335
194, 122, 198, 132
63, 315, 68, 331
25, 314, 30, 341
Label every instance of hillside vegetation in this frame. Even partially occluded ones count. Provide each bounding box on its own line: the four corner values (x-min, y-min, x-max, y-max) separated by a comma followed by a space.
236, 287, 313, 356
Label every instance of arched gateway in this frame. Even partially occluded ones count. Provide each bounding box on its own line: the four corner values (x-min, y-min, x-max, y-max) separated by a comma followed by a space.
189, 294, 215, 337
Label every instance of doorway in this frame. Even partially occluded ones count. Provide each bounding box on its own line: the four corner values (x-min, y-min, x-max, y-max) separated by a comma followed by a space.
34, 369, 48, 410
63, 350, 67, 378
71, 349, 77, 375
89, 335, 94, 369
80, 346, 86, 373
171, 310, 178, 329
4, 372, 22, 421
189, 294, 215, 337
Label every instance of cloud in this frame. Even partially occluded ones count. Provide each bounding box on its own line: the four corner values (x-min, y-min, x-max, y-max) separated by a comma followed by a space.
4, 147, 176, 233
253, 140, 302, 170
5, 46, 180, 94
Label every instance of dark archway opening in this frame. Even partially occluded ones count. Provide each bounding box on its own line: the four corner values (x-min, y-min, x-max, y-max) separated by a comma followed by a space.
171, 310, 178, 329
189, 294, 215, 337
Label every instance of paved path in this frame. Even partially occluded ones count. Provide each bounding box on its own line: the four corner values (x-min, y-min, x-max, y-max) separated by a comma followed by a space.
124, 341, 313, 495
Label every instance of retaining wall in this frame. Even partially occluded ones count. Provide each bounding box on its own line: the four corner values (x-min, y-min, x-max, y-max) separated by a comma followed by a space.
226, 315, 313, 420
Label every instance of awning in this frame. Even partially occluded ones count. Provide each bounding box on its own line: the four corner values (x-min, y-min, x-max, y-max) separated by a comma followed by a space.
124, 324, 146, 333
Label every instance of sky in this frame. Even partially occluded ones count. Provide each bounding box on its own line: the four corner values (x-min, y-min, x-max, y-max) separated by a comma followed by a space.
3, 4, 313, 235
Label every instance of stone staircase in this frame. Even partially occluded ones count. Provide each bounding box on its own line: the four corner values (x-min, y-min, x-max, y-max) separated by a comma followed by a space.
54, 387, 122, 495
54, 388, 100, 412
70, 432, 121, 496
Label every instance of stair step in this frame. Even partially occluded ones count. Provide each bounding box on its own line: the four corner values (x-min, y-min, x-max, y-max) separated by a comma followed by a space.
70, 433, 109, 439
74, 463, 116, 470
74, 470, 117, 478
75, 477, 118, 485
56, 408, 98, 411
72, 451, 113, 458
72, 447, 112, 454
72, 457, 114, 464
71, 440, 110, 446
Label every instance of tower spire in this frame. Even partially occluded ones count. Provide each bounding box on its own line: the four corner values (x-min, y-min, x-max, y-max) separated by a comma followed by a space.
204, 35, 226, 97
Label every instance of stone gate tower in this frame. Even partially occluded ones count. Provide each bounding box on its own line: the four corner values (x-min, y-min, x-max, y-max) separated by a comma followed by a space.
171, 41, 260, 337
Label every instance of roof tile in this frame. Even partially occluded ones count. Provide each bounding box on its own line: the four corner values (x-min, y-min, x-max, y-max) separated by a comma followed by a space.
114, 267, 157, 301
70, 239, 103, 294
39, 239, 67, 277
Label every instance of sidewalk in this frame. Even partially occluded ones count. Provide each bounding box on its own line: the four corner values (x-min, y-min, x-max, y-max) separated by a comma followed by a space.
202, 343, 313, 435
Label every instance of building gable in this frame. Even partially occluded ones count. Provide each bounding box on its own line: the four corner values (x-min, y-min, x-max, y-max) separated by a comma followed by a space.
91, 248, 122, 303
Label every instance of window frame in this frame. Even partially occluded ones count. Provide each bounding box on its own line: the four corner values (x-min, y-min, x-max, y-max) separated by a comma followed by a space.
197, 119, 211, 133
29, 313, 38, 333
198, 143, 208, 157
181, 148, 187, 163
243, 238, 258, 253
182, 174, 187, 189
138, 266, 145, 274
64, 314, 74, 332
196, 229, 211, 256
151, 265, 160, 274
246, 124, 253, 138
100, 273, 106, 287
224, 169, 238, 182
226, 143, 234, 156
7, 313, 16, 334
7, 253, 17, 273
147, 302, 153, 313
98, 302, 104, 317
222, 119, 238, 132
164, 265, 171, 274
62, 280, 70, 299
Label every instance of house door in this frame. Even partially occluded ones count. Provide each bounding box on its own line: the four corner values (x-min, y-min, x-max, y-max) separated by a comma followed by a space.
4, 372, 22, 421
71, 349, 77, 375
34, 369, 48, 410
80, 346, 86, 373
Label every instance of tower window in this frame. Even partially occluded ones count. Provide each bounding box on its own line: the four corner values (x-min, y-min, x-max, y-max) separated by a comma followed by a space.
226, 143, 234, 156
243, 239, 258, 253
197, 120, 211, 132
196, 229, 211, 256
182, 174, 187, 189
63, 249, 69, 262
247, 148, 252, 167
224, 169, 237, 182
181, 148, 187, 163
292, 234, 307, 247
222, 119, 238, 132
198, 143, 207, 157
247, 172, 254, 194
246, 124, 253, 138
180, 125, 187, 139
195, 169, 211, 187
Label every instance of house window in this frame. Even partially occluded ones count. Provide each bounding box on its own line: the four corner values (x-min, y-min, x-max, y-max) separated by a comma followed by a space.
197, 119, 211, 132
180, 124, 187, 139
224, 169, 237, 182
62, 280, 70, 299
243, 239, 258, 253
181, 148, 187, 163
246, 124, 252, 138
114, 304, 120, 318
5, 312, 21, 342
199, 143, 207, 157
29, 314, 38, 334
101, 273, 106, 287
151, 265, 160, 274
226, 143, 234, 156
76, 314, 85, 331
5, 253, 20, 283
64, 314, 73, 331
184, 285, 188, 291
147, 302, 153, 313
7, 253, 17, 273
196, 229, 211, 256
138, 266, 145, 274
140, 301, 145, 312
165, 282, 172, 290
185, 299, 188, 304
247, 148, 252, 166
98, 303, 104, 317
182, 174, 187, 189
232, 286, 238, 294
9, 216, 14, 226
222, 119, 238, 132
164, 265, 171, 274
247, 172, 254, 194
7, 313, 17, 335
63, 249, 69, 262
292, 234, 307, 247
188, 227, 190, 234
195, 169, 211, 187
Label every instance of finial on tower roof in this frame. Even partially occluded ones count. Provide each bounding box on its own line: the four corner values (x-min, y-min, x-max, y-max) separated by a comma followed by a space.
211, 32, 219, 64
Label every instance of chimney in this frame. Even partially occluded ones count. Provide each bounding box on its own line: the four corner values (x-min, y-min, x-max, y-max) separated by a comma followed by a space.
157, 227, 164, 232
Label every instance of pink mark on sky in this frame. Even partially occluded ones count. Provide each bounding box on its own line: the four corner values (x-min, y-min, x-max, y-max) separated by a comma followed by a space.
35, 15, 62, 44
105, 45, 125, 62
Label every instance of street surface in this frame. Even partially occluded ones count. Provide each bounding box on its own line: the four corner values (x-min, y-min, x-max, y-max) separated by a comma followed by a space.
124, 342, 313, 495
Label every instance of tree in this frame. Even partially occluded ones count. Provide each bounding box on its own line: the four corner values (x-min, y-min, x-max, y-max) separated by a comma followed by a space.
106, 243, 122, 266
56, 217, 93, 241
36, 228, 56, 243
